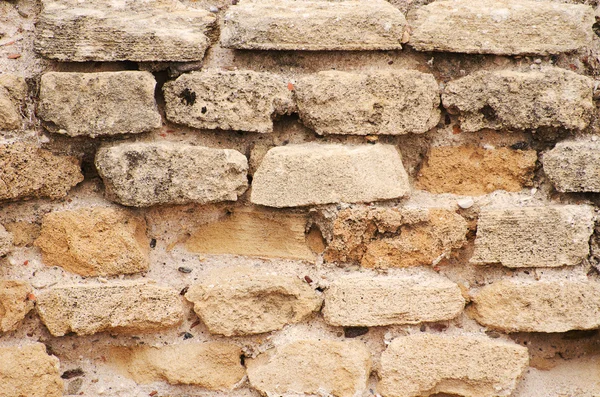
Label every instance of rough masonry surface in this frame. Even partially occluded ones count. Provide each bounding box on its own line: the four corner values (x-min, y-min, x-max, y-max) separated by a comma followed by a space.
0, 280, 33, 332
0, 74, 27, 131
543, 140, 600, 192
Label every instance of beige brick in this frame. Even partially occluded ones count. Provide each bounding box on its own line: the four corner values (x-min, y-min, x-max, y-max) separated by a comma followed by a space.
471, 205, 594, 267
247, 340, 371, 397
163, 70, 294, 133
0, 224, 12, 256
221, 0, 405, 50
472, 279, 600, 332
35, 0, 216, 62
323, 273, 465, 327
0, 280, 34, 332
0, 343, 63, 397
35, 207, 149, 277
38, 71, 161, 137
0, 74, 27, 131
543, 140, 600, 192
36, 282, 184, 336
251, 144, 410, 207
185, 268, 321, 336
379, 334, 528, 397
4, 222, 40, 247
408, 0, 594, 55
442, 68, 594, 132
295, 70, 440, 135
95, 142, 248, 207
110, 342, 245, 389
416, 146, 537, 195
0, 142, 83, 201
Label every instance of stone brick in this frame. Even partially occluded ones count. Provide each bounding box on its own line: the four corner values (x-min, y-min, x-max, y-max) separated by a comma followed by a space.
0, 74, 27, 131
95, 142, 248, 207
37, 71, 161, 137
221, 0, 405, 50
163, 70, 294, 133
36, 282, 183, 336
35, 0, 216, 62
0, 343, 63, 397
251, 144, 410, 207
416, 146, 537, 195
185, 268, 321, 336
543, 140, 600, 192
442, 68, 594, 132
0, 224, 12, 256
35, 207, 149, 277
295, 70, 440, 135
247, 340, 371, 397
408, 0, 594, 55
472, 279, 600, 333
471, 205, 594, 268
110, 343, 245, 389
323, 273, 465, 327
0, 280, 34, 332
0, 143, 83, 201
379, 334, 528, 397
325, 207, 467, 268
3, 222, 40, 247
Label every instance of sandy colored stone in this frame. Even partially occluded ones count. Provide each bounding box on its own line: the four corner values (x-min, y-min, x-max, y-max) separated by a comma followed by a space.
110, 343, 245, 389
35, 207, 149, 277
36, 282, 184, 336
416, 146, 537, 195
379, 334, 529, 397
543, 140, 600, 192
221, 0, 405, 50
0, 280, 33, 332
442, 67, 594, 132
163, 70, 295, 133
3, 222, 40, 247
472, 279, 600, 333
247, 340, 371, 397
95, 142, 248, 207
0, 74, 27, 131
0, 224, 12, 256
0, 343, 63, 397
295, 70, 440, 135
35, 0, 216, 62
323, 273, 465, 327
0, 142, 83, 201
185, 268, 322, 336
408, 0, 594, 55
251, 144, 410, 207
37, 71, 161, 137
471, 205, 594, 267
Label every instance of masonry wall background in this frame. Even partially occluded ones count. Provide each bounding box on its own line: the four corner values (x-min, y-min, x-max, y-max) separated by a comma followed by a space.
1, 0, 600, 396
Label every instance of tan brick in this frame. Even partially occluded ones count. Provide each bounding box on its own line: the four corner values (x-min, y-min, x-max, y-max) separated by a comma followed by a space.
442, 68, 594, 132
416, 146, 537, 195
110, 342, 245, 389
221, 0, 405, 50
323, 273, 465, 327
0, 224, 12, 256
3, 222, 40, 247
247, 340, 371, 397
95, 142, 248, 207
36, 282, 184, 336
251, 144, 410, 207
185, 268, 321, 336
0, 74, 27, 131
35, 207, 149, 277
0, 142, 83, 201
543, 140, 600, 192
38, 71, 161, 137
35, 0, 216, 62
471, 205, 594, 267
295, 70, 440, 135
0, 280, 34, 332
408, 0, 594, 55
379, 334, 528, 397
0, 343, 63, 397
472, 279, 600, 333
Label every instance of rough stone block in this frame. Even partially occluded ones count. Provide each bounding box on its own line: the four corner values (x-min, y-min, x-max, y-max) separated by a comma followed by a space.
36, 282, 184, 336
221, 0, 406, 50
95, 142, 248, 207
471, 205, 594, 267
543, 140, 600, 192
251, 144, 410, 207
163, 70, 295, 133
408, 0, 594, 55
38, 71, 161, 137
247, 340, 371, 397
35, 0, 216, 62
0, 74, 27, 131
0, 280, 34, 332
442, 68, 594, 132
0, 224, 13, 256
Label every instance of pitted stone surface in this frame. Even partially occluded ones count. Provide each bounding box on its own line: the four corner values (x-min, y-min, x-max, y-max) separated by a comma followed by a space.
0, 280, 34, 332
0, 74, 27, 131
543, 140, 600, 192
0, 224, 13, 256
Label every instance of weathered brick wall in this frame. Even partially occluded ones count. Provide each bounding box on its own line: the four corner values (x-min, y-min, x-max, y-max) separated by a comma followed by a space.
1, 0, 600, 396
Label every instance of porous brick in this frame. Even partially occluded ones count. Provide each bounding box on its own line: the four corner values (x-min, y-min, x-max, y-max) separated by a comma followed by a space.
0, 224, 13, 256
543, 140, 600, 192
0, 74, 27, 131
0, 280, 34, 332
